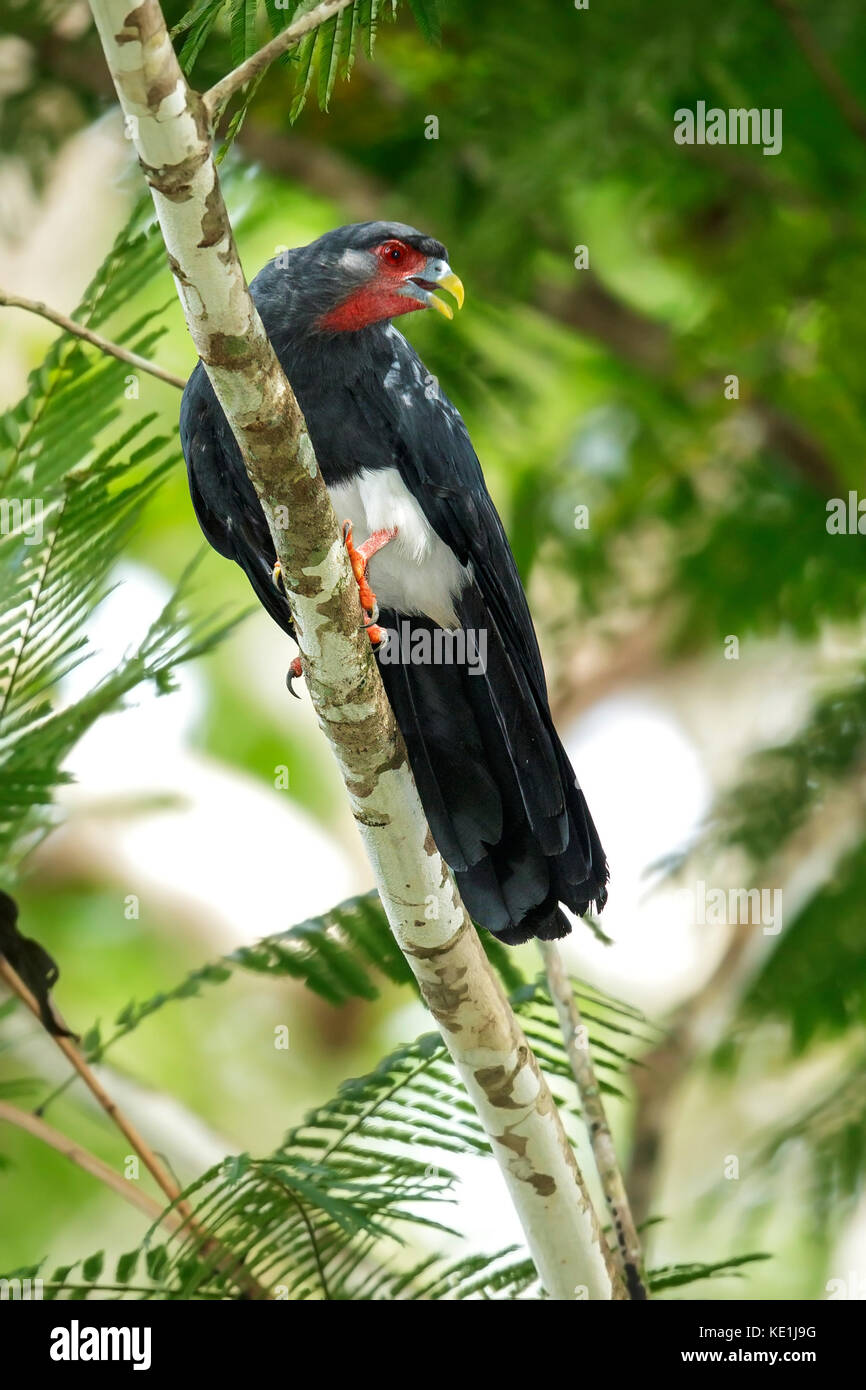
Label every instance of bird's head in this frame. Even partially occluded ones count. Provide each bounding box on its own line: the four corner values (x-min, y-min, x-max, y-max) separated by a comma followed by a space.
274, 222, 465, 335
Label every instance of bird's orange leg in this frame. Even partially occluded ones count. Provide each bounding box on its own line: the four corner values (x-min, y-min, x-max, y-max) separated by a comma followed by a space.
281, 522, 397, 695
342, 520, 398, 646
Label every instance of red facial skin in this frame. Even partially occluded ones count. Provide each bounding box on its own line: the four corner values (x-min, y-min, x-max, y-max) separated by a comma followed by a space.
319, 240, 430, 332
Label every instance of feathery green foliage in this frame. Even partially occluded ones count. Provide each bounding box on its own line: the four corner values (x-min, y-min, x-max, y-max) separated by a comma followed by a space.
174, 0, 438, 121
648, 1253, 771, 1293
7, 1025, 761, 1300
737, 846, 866, 1052
41, 892, 653, 1100
0, 210, 233, 882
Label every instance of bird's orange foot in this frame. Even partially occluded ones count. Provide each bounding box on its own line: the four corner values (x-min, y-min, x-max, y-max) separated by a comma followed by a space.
271, 559, 284, 593
342, 520, 397, 647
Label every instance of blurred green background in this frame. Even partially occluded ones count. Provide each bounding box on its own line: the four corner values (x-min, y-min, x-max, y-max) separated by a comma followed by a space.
1, 0, 865, 1299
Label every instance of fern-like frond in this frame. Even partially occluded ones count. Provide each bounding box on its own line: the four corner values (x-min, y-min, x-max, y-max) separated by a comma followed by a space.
0, 193, 254, 881
10, 1028, 767, 1300
0, 556, 244, 873
174, 0, 230, 72
405, 0, 440, 45
20, 1031, 478, 1300
658, 678, 866, 1061
186, 0, 440, 124
59, 892, 652, 1097
648, 1253, 770, 1293
229, 0, 260, 66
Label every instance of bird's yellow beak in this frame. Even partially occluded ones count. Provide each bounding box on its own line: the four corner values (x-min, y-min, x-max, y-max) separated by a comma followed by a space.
430, 269, 465, 318
422, 262, 465, 320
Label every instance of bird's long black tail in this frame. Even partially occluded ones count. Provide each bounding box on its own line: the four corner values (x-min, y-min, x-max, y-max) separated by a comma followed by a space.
375, 602, 607, 944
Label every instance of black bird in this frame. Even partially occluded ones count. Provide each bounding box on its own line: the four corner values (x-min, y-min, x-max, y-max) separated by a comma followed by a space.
180, 221, 608, 943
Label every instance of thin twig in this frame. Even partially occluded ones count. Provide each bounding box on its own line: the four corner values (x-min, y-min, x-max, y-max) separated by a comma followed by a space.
0, 954, 193, 1213
0, 953, 269, 1298
0, 1099, 181, 1229
540, 941, 649, 1300
771, 0, 866, 147
0, 290, 186, 390
203, 0, 355, 122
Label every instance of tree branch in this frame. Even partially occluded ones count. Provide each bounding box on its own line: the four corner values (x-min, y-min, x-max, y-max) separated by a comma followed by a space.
540, 942, 648, 1300
0, 953, 267, 1297
0, 1099, 182, 1229
203, 0, 356, 123
0, 290, 186, 389
87, 0, 622, 1299
0, 953, 192, 1214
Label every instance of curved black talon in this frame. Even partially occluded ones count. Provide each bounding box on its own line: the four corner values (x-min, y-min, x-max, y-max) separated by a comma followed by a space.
286, 655, 303, 698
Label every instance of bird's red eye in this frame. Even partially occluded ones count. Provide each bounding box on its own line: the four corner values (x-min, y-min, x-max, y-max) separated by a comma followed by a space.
380, 241, 405, 264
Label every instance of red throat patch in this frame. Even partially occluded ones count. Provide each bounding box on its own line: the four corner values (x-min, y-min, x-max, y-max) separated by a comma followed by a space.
319, 283, 425, 332
318, 243, 430, 331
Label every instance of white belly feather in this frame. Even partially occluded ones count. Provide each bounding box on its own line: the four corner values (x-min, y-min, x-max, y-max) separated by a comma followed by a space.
328, 467, 467, 629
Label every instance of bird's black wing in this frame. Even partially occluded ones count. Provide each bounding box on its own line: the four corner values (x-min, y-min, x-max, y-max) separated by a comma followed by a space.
180, 362, 295, 639
367, 335, 608, 939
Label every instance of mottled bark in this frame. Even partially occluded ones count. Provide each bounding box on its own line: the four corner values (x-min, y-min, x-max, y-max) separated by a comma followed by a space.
87, 0, 622, 1299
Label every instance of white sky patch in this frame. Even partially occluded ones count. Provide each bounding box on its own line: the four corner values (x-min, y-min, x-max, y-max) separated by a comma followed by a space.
561, 692, 715, 1013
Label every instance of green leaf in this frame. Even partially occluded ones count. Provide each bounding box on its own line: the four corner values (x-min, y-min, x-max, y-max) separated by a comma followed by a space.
649, 1253, 770, 1292
116, 1250, 139, 1284
288, 30, 318, 122
171, 0, 227, 40
263, 0, 288, 39
229, 0, 258, 65
337, 0, 358, 80
221, 1153, 251, 1184
177, 0, 229, 73
359, 0, 379, 59
0, 190, 254, 889
145, 1245, 169, 1282
316, 12, 343, 111
0, 1076, 41, 1099
81, 1251, 104, 1282
55, 892, 647, 1117
406, 0, 440, 44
